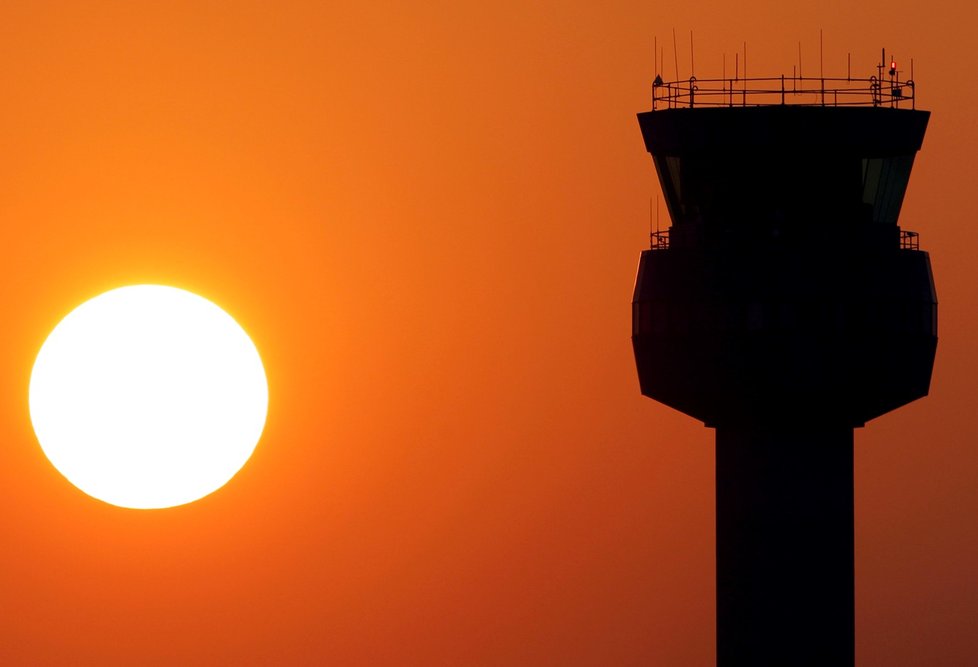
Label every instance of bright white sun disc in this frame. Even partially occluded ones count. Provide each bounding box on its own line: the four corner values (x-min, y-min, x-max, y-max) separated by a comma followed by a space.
29, 285, 268, 509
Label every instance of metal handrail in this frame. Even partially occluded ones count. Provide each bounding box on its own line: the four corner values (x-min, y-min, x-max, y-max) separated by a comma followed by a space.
650, 230, 670, 250
652, 75, 915, 111
648, 228, 921, 251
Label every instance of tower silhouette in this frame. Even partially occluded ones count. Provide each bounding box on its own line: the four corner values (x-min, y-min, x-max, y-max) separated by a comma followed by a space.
633, 62, 936, 665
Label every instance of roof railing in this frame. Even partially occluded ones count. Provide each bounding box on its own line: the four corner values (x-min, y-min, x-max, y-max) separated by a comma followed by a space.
651, 75, 916, 111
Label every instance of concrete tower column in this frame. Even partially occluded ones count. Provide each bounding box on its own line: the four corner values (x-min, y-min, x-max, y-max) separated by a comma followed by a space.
716, 428, 853, 665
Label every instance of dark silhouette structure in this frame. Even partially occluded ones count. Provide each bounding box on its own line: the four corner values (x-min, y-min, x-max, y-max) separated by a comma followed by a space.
633, 69, 936, 665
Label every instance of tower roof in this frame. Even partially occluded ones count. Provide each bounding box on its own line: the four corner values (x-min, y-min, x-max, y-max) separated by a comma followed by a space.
638, 106, 929, 157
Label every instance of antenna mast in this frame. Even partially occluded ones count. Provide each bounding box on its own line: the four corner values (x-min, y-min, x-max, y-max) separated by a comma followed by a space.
672, 28, 680, 81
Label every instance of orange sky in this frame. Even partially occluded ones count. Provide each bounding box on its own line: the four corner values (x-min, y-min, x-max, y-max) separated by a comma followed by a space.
0, 1, 974, 665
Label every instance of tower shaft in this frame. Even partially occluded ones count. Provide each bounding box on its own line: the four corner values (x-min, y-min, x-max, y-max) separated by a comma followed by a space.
716, 428, 853, 665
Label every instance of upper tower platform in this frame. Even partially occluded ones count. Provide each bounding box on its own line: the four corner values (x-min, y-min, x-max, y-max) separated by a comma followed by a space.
639, 74, 929, 249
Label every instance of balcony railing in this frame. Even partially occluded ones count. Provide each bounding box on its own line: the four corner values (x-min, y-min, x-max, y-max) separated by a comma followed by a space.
900, 229, 920, 250
647, 228, 921, 251
650, 230, 670, 250
651, 74, 916, 111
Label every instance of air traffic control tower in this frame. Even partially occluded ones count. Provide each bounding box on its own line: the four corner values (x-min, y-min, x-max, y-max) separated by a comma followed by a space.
633, 58, 936, 665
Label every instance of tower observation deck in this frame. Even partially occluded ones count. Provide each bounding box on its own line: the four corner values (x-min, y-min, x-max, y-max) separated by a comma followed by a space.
633, 62, 936, 665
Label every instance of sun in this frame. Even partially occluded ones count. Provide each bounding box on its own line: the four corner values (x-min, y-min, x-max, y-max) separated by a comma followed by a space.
29, 285, 268, 509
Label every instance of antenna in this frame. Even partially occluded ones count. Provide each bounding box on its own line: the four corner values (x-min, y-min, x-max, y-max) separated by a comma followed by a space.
649, 195, 662, 248
650, 196, 654, 240
820, 30, 825, 105
690, 30, 695, 77
673, 28, 680, 81
820, 30, 824, 81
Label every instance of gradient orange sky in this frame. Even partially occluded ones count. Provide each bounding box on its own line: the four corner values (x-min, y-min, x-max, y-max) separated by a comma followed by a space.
0, 1, 974, 665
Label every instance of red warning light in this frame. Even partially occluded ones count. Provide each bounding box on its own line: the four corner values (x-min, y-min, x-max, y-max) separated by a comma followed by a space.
891, 60, 897, 70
